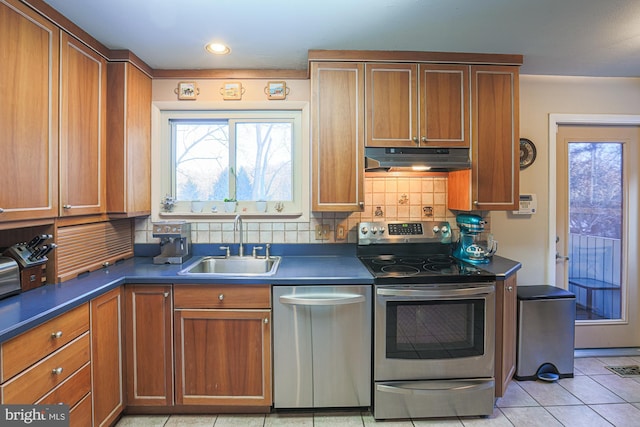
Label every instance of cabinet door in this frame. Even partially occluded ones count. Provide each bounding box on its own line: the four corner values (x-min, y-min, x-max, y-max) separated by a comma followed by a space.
174, 309, 272, 406
107, 62, 152, 216
471, 65, 519, 210
448, 66, 519, 211
495, 274, 517, 397
419, 64, 469, 147
365, 63, 417, 147
0, 0, 59, 221
311, 62, 364, 211
60, 31, 106, 217
91, 287, 123, 426
124, 285, 173, 406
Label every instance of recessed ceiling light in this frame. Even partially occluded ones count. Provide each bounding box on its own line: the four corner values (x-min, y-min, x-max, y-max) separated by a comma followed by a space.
205, 42, 231, 55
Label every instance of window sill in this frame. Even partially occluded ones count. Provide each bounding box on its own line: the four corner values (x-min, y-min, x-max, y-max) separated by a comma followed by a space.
158, 211, 303, 219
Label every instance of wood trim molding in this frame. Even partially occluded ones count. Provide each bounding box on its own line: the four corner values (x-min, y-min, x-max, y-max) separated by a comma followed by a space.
308, 49, 523, 66
108, 49, 154, 78
152, 68, 308, 80
20, 0, 110, 59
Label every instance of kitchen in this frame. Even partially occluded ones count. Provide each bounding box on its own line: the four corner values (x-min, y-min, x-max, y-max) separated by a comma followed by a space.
1, 0, 640, 426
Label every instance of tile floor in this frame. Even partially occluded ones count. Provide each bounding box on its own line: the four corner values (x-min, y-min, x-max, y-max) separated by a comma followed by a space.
115, 356, 640, 427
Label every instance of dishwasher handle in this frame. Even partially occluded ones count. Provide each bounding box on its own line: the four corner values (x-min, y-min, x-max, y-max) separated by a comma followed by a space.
279, 293, 366, 306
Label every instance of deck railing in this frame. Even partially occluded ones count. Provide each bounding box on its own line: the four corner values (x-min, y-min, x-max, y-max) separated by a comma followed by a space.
567, 233, 622, 320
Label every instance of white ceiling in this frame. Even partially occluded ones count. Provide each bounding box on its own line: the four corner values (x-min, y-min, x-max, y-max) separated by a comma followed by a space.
43, 0, 640, 77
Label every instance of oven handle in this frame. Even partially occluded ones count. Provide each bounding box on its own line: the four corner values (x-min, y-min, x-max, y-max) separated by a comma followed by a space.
376, 380, 494, 395
279, 293, 366, 306
376, 284, 494, 298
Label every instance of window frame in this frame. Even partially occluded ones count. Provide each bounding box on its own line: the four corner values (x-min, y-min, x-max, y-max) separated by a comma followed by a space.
156, 106, 308, 220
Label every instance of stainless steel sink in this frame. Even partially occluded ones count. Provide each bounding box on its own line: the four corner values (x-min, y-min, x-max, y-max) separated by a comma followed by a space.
178, 256, 280, 276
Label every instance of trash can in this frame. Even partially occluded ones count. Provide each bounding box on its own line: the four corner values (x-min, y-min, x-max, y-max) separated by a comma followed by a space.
515, 285, 576, 381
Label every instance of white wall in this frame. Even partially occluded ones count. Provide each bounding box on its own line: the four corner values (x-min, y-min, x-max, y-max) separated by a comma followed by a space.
491, 75, 640, 285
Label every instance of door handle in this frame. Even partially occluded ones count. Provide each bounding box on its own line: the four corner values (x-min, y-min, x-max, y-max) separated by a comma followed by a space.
556, 252, 570, 261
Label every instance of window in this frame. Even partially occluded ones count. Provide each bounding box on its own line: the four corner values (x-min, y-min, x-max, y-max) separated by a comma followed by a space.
160, 110, 304, 215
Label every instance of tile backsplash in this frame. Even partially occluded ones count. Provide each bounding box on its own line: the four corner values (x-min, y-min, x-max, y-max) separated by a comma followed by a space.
135, 175, 459, 245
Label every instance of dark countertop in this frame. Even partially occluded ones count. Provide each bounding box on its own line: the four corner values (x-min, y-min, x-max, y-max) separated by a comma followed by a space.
477, 255, 521, 278
0, 245, 520, 344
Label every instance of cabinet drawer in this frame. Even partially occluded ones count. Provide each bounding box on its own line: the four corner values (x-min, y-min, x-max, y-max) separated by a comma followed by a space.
1, 303, 89, 382
37, 362, 91, 407
174, 285, 271, 309
1, 333, 90, 404
70, 392, 92, 427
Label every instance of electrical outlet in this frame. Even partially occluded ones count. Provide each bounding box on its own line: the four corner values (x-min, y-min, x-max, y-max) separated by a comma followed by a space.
315, 224, 327, 240
322, 224, 330, 239
336, 225, 346, 240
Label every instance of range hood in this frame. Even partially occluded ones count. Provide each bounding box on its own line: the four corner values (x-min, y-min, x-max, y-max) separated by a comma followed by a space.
365, 147, 471, 172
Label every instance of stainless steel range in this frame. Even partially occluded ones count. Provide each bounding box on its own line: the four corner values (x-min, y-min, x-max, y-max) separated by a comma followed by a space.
357, 221, 496, 420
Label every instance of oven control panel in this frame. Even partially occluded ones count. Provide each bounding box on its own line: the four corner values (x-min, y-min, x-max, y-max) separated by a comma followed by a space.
358, 221, 450, 245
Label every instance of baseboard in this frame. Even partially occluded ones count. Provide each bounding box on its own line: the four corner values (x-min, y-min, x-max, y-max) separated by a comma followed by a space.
574, 348, 640, 358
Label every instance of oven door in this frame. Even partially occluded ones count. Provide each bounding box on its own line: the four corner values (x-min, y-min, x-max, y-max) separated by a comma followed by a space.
374, 282, 495, 381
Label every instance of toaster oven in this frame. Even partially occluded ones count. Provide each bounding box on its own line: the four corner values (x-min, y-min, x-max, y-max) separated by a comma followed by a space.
0, 257, 21, 300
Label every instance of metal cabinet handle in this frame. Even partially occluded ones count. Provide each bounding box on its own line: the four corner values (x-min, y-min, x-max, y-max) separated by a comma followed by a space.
51, 331, 63, 339
218, 294, 224, 301
507, 286, 514, 292
264, 318, 269, 324
412, 136, 419, 144
0, 208, 4, 213
63, 204, 72, 209
421, 136, 427, 143
163, 292, 169, 298
52, 367, 63, 375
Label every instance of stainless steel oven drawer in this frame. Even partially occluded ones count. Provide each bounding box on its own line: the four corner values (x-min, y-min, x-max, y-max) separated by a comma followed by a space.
374, 378, 495, 420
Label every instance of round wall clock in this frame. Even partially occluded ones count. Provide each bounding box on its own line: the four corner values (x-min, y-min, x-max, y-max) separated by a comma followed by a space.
519, 138, 537, 169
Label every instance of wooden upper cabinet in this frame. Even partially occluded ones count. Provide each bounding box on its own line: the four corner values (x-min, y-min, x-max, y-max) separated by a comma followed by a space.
59, 31, 107, 217
311, 62, 365, 212
366, 63, 469, 148
419, 64, 469, 147
107, 62, 152, 217
0, 0, 59, 221
366, 63, 417, 147
448, 65, 519, 211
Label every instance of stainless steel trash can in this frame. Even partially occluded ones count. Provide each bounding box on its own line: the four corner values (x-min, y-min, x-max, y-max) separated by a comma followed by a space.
515, 285, 576, 381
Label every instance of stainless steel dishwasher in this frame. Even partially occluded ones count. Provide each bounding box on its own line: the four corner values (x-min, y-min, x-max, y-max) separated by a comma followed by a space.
273, 285, 372, 409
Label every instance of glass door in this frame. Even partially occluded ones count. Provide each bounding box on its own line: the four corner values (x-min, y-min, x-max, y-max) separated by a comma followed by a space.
556, 124, 640, 348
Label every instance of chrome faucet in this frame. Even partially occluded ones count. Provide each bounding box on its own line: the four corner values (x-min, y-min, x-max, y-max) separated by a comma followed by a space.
234, 214, 244, 256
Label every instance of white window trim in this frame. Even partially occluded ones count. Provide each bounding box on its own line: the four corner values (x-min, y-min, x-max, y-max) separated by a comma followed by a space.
151, 101, 310, 222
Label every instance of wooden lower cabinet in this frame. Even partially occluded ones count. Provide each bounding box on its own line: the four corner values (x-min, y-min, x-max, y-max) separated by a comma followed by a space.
174, 309, 272, 406
495, 273, 517, 397
173, 284, 272, 408
70, 392, 93, 427
124, 284, 173, 407
91, 287, 124, 426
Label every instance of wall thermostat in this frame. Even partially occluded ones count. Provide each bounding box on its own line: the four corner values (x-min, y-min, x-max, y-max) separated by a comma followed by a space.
513, 194, 537, 214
